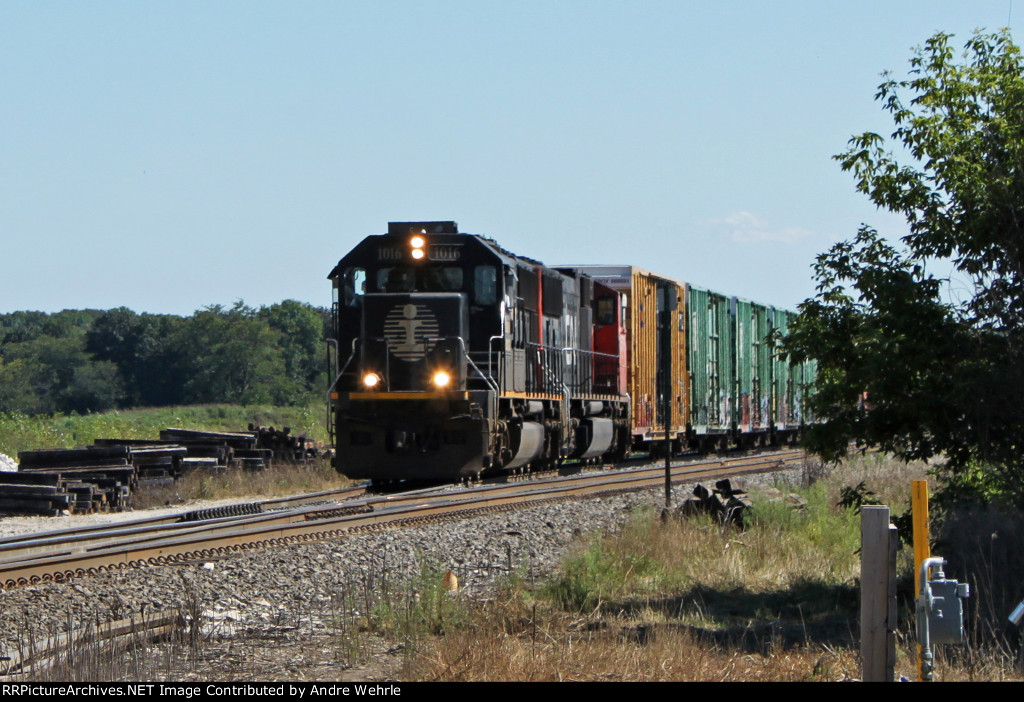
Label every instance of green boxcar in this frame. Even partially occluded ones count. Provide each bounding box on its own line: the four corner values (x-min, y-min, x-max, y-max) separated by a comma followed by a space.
770, 308, 796, 431
797, 356, 818, 424
733, 298, 773, 435
687, 284, 734, 437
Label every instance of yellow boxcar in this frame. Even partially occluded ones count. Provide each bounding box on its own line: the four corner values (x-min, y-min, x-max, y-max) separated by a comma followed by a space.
568, 266, 688, 448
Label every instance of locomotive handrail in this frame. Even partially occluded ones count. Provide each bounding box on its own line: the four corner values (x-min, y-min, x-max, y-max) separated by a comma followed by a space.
326, 338, 360, 446
448, 336, 499, 395
562, 347, 620, 395
487, 335, 504, 391
329, 338, 361, 393
526, 342, 568, 397
329, 337, 393, 390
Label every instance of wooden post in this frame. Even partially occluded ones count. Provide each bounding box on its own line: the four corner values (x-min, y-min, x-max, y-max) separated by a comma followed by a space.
862, 505, 897, 682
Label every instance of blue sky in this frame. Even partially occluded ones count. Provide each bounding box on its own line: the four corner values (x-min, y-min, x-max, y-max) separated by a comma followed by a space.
2, 1, 1020, 315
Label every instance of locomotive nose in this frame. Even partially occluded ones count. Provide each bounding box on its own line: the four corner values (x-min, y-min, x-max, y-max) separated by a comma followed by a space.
359, 292, 469, 392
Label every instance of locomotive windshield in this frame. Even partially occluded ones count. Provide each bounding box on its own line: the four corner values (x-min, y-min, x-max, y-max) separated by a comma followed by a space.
377, 266, 464, 293
340, 264, 499, 305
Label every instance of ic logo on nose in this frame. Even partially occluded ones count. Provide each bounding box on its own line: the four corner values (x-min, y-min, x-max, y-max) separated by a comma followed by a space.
384, 303, 440, 360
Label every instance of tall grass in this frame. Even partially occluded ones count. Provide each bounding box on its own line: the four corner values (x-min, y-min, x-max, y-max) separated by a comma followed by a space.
132, 457, 350, 508
544, 484, 862, 630
406, 454, 1023, 681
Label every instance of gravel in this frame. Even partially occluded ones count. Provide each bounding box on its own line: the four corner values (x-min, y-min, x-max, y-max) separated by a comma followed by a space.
0, 466, 806, 671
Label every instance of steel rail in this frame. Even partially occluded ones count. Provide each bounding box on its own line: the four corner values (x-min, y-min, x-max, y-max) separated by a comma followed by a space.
0, 485, 369, 562
0, 448, 810, 589
0, 451, 799, 560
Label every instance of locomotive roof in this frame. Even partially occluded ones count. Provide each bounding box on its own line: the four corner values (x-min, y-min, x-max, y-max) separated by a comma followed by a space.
562, 264, 688, 289
329, 222, 549, 279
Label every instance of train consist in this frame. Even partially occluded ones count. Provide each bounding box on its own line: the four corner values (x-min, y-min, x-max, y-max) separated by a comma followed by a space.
328, 221, 816, 482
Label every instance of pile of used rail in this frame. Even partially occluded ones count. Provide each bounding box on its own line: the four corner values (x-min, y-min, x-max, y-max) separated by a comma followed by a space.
4, 426, 325, 517
2, 446, 137, 516
248, 424, 322, 463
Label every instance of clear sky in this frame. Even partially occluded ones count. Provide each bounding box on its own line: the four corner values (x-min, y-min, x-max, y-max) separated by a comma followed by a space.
2, 1, 1020, 316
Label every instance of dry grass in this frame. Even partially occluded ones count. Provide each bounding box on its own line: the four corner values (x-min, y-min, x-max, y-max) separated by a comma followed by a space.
402, 454, 1024, 682
133, 457, 352, 508
406, 596, 1024, 682
406, 602, 862, 682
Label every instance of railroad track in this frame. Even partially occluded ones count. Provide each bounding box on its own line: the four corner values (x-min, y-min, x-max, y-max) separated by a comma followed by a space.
0, 448, 811, 589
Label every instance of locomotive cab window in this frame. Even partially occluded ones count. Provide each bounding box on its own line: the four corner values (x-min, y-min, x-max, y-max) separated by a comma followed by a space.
596, 295, 616, 326
423, 266, 463, 292
376, 266, 464, 293
474, 266, 498, 305
378, 267, 415, 292
342, 268, 366, 306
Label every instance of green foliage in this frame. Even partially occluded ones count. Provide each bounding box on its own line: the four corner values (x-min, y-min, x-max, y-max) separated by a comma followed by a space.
786, 30, 1024, 508
1, 300, 328, 416
368, 559, 469, 642
86, 307, 185, 406
174, 303, 290, 405
544, 512, 666, 611
836, 481, 880, 514
259, 300, 328, 392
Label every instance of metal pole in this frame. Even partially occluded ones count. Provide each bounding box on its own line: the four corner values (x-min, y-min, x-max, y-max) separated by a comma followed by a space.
664, 375, 672, 509
912, 480, 930, 681
659, 285, 675, 511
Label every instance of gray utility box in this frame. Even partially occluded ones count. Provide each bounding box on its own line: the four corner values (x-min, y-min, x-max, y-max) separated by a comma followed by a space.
927, 576, 970, 644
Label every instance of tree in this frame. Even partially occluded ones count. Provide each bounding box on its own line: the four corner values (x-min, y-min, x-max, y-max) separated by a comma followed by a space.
172, 302, 292, 405
258, 300, 326, 395
86, 308, 185, 406
785, 30, 1024, 506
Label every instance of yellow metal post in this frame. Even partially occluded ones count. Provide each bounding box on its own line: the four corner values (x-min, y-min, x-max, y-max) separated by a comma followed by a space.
912, 480, 930, 681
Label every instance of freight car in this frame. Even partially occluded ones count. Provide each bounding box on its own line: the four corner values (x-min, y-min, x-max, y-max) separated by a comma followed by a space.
567, 267, 816, 452
327, 221, 815, 482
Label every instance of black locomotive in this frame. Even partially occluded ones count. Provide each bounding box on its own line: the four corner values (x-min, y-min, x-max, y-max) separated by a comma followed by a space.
328, 221, 631, 481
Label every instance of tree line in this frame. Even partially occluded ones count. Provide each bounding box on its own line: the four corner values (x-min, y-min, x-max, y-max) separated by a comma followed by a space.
0, 301, 328, 415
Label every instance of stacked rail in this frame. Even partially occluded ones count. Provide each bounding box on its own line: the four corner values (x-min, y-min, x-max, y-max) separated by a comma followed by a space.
248, 424, 322, 463
3, 426, 324, 516
7, 447, 138, 515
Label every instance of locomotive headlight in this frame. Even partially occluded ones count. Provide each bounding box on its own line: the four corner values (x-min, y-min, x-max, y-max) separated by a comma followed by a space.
431, 370, 451, 388
362, 372, 382, 388
410, 234, 426, 260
